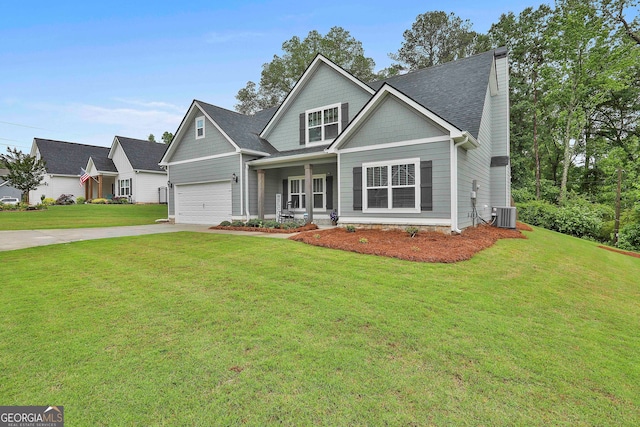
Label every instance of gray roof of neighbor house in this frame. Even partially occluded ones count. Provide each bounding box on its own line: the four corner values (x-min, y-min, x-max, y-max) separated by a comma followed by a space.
368, 48, 499, 139
196, 101, 279, 154
90, 156, 117, 173
34, 138, 110, 175
114, 136, 167, 171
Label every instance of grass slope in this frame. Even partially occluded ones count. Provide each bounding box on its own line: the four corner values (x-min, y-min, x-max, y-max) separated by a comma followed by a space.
0, 204, 168, 230
0, 227, 638, 425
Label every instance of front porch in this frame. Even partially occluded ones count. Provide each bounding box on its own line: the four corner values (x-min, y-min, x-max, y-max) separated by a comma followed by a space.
83, 174, 117, 201
248, 152, 337, 225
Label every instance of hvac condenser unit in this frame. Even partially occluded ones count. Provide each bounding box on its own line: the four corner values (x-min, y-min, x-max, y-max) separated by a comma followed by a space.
494, 206, 517, 229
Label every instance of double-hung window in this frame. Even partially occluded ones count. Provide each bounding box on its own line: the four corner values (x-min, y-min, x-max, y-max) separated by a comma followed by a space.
363, 158, 420, 212
195, 116, 205, 139
306, 104, 340, 144
119, 178, 131, 196
288, 175, 326, 210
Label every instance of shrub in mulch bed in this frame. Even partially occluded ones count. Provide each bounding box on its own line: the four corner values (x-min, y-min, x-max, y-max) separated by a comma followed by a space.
209, 223, 318, 233
289, 222, 531, 263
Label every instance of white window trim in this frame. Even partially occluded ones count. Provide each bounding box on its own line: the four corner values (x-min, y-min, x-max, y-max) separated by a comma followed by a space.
118, 178, 131, 197
288, 174, 327, 211
195, 116, 205, 140
305, 103, 341, 146
362, 158, 421, 213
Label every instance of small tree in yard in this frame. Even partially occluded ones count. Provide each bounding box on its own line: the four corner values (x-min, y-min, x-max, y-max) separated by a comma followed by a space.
0, 147, 46, 204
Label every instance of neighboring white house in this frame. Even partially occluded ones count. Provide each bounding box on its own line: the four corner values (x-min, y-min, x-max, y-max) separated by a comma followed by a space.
29, 137, 168, 204
29, 138, 111, 203
85, 136, 168, 203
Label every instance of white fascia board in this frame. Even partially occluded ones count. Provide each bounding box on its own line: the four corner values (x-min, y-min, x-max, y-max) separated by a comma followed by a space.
133, 169, 167, 175
108, 136, 120, 159
160, 101, 199, 165
248, 151, 335, 167
163, 151, 238, 167
337, 136, 450, 154
329, 84, 465, 152
260, 54, 375, 139
239, 148, 272, 157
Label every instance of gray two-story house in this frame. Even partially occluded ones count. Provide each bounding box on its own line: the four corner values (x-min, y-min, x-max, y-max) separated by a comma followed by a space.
160, 48, 511, 233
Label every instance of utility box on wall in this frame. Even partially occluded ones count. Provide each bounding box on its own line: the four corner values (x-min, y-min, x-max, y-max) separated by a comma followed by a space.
494, 206, 516, 229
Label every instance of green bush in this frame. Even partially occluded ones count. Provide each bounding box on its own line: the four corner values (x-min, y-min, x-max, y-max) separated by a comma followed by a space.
511, 187, 537, 203
42, 197, 56, 206
405, 226, 419, 238
345, 225, 356, 233
231, 220, 245, 227
517, 200, 607, 240
246, 219, 263, 228
263, 220, 280, 229
76, 196, 86, 204
617, 223, 640, 251
90, 198, 108, 204
219, 221, 231, 227
111, 196, 130, 204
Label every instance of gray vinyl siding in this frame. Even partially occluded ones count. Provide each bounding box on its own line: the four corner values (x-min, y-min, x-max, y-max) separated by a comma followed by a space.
170, 109, 236, 163
340, 142, 451, 219
490, 54, 511, 208
264, 63, 371, 151
340, 95, 448, 149
167, 154, 241, 216
247, 163, 338, 217
457, 86, 494, 229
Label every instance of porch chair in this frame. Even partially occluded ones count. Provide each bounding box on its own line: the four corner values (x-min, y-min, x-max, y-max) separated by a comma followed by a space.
279, 200, 295, 222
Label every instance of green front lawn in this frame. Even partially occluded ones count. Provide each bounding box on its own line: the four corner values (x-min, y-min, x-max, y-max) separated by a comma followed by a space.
0, 227, 638, 425
0, 204, 168, 230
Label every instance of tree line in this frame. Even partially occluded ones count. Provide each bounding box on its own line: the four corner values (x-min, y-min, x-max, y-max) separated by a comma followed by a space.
234, 0, 640, 249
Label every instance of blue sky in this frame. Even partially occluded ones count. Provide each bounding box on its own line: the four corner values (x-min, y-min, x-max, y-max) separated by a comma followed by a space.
0, 0, 542, 152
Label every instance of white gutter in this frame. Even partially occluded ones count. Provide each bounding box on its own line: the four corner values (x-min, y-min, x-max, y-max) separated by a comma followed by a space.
450, 135, 469, 234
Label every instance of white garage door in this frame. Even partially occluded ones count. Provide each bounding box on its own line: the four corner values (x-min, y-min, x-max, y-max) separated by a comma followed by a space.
175, 182, 232, 225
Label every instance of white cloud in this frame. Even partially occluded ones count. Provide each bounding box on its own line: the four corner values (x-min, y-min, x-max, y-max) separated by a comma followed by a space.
112, 98, 185, 113
76, 104, 183, 130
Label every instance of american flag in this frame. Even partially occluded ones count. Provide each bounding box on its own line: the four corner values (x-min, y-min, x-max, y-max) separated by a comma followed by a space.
79, 168, 90, 186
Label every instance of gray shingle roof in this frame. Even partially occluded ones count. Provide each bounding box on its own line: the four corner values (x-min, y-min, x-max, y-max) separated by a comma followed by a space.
34, 138, 110, 175
115, 136, 167, 171
368, 49, 497, 139
91, 156, 117, 173
196, 101, 278, 154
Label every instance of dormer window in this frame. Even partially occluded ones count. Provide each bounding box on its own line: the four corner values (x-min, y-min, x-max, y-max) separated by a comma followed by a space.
308, 104, 339, 143
195, 116, 205, 139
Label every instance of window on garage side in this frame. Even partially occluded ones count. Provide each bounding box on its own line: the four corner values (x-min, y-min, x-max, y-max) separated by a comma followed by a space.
195, 116, 205, 139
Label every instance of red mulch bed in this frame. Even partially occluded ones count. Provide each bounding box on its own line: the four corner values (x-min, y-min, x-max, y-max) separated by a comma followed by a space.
598, 246, 640, 259
289, 222, 531, 263
209, 223, 319, 233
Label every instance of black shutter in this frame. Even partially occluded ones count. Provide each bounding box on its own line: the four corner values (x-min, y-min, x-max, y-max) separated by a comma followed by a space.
282, 179, 288, 209
299, 113, 306, 145
341, 103, 349, 132
353, 167, 362, 211
421, 161, 433, 211
325, 175, 333, 210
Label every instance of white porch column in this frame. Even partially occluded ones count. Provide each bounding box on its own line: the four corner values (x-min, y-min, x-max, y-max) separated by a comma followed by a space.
305, 163, 313, 224
257, 169, 265, 219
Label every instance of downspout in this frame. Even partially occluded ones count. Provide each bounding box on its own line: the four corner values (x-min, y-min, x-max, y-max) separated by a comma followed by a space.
244, 161, 250, 222
451, 136, 468, 234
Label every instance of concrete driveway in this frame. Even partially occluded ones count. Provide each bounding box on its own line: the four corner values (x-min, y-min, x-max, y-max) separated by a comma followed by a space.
0, 224, 295, 252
